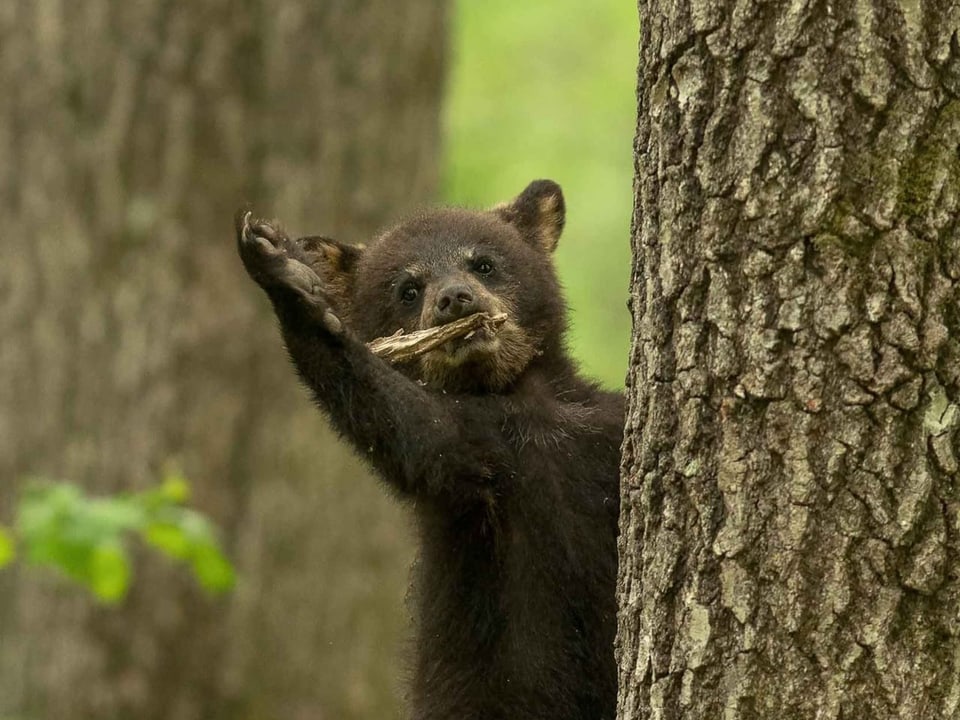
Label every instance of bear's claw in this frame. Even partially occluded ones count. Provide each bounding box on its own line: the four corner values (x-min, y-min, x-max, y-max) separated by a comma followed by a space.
237, 209, 344, 336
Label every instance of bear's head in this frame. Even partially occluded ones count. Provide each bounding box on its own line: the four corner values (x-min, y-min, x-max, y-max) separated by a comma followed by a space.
306, 180, 568, 392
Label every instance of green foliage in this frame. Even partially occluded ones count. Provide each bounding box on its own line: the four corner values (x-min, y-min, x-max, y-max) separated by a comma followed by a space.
0, 525, 14, 568
9, 475, 235, 604
445, 0, 638, 386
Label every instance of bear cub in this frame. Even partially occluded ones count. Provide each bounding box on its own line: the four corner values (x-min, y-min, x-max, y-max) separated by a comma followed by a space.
237, 180, 623, 720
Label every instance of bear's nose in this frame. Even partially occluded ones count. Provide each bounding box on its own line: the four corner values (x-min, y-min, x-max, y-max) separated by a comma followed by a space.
435, 285, 476, 323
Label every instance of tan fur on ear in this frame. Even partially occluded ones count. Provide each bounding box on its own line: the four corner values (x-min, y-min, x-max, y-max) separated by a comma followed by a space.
299, 236, 364, 310
493, 179, 566, 253
535, 193, 564, 252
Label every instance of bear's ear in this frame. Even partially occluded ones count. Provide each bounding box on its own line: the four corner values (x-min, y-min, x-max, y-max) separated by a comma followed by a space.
299, 235, 364, 308
493, 179, 565, 253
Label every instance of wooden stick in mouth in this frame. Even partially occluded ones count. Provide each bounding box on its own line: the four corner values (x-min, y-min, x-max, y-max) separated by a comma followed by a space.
367, 312, 508, 364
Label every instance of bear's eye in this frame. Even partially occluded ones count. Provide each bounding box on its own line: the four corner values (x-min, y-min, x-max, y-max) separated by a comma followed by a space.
473, 258, 495, 277
400, 284, 420, 304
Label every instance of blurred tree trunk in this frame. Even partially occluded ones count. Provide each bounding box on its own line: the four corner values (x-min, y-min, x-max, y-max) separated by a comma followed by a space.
0, 2, 445, 719
618, 2, 960, 719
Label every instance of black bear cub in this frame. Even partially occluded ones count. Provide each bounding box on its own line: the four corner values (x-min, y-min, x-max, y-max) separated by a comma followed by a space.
237, 180, 623, 720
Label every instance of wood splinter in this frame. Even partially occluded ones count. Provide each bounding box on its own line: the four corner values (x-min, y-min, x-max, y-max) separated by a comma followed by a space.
367, 312, 509, 364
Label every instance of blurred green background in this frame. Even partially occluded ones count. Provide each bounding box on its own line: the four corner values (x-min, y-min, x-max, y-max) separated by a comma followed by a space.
445, 0, 637, 386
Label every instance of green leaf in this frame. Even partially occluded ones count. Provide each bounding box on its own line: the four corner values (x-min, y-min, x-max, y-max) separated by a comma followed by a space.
173, 508, 215, 543
0, 526, 14, 568
143, 522, 192, 560
18, 482, 81, 539
89, 542, 131, 603
190, 543, 236, 594
159, 473, 191, 504
143, 512, 236, 594
85, 497, 145, 534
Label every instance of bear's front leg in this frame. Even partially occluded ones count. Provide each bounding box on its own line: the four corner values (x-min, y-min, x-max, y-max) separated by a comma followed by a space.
235, 210, 512, 501
235, 211, 344, 335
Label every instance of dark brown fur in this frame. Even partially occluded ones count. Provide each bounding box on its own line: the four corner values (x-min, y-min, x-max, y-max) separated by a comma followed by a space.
237, 180, 623, 720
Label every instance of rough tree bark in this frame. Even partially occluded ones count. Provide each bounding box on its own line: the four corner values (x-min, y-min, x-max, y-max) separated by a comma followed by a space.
619, 2, 960, 719
0, 2, 445, 719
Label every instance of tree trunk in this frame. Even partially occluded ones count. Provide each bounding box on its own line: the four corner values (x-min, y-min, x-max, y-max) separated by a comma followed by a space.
0, 2, 445, 719
618, 2, 960, 719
